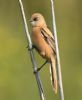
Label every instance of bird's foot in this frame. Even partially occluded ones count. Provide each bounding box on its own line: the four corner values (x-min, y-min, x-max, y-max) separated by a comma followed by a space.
26, 45, 35, 51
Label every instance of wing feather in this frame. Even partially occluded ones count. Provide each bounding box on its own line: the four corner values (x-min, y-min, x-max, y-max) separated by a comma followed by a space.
40, 27, 56, 53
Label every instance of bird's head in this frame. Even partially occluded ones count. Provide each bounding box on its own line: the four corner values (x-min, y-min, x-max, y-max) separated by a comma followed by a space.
30, 13, 47, 27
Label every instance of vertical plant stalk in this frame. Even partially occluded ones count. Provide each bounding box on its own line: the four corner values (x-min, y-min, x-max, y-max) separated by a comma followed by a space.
18, 0, 45, 100
50, 0, 64, 100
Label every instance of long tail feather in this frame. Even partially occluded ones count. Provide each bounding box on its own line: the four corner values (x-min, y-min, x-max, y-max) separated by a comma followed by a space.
49, 56, 57, 94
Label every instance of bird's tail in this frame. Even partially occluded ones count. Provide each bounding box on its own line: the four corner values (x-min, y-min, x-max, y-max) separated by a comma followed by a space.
49, 56, 57, 94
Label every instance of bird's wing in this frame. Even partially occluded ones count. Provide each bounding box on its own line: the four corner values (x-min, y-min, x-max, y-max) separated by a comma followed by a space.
40, 27, 56, 53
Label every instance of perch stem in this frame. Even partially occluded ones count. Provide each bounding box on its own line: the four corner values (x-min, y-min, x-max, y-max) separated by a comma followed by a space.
18, 0, 45, 100
50, 0, 64, 100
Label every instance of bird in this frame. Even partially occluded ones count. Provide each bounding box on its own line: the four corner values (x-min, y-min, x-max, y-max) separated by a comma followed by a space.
30, 13, 57, 94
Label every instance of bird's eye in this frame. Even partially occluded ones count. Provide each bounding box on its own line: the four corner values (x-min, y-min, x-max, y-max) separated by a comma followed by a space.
33, 17, 38, 21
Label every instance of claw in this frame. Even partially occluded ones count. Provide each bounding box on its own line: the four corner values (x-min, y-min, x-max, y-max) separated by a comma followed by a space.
26, 45, 35, 51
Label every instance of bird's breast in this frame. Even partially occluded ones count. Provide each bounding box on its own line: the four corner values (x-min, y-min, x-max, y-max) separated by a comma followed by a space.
32, 27, 54, 59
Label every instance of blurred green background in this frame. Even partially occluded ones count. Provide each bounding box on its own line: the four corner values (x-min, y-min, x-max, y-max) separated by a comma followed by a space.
0, 0, 82, 100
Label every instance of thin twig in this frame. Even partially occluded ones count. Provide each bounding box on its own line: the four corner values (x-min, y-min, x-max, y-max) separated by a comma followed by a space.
50, 0, 64, 100
18, 0, 45, 100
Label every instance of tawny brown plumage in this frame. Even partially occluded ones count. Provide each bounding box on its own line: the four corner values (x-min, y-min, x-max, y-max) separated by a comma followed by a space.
30, 13, 57, 94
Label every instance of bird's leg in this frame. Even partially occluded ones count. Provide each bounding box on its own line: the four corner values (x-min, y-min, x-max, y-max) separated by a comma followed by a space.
27, 45, 48, 73
34, 60, 48, 73
37, 60, 48, 71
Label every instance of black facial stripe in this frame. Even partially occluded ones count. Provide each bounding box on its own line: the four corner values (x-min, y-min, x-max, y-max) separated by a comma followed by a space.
33, 17, 39, 21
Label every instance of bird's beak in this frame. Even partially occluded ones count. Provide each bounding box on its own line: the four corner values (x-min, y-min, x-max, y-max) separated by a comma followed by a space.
29, 19, 35, 26
29, 19, 33, 22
